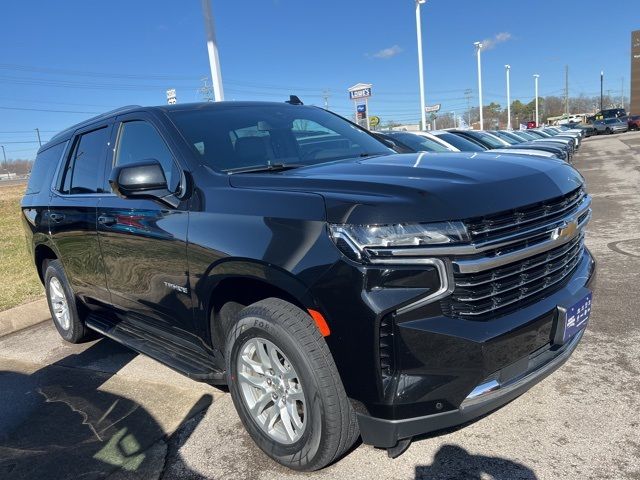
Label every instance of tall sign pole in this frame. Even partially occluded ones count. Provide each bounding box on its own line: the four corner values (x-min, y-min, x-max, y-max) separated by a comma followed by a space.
474, 42, 483, 129
348, 83, 373, 130
201, 0, 224, 102
415, 0, 427, 130
534, 74, 540, 126
600, 70, 604, 112
505, 65, 511, 130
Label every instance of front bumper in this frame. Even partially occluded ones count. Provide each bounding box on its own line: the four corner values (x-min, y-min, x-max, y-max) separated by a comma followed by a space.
355, 249, 595, 448
358, 328, 584, 447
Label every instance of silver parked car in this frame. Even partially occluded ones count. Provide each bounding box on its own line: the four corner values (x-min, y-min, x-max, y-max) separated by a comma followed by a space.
594, 118, 628, 135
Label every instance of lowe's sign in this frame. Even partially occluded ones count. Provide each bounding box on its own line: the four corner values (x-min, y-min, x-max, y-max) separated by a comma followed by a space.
348, 86, 372, 100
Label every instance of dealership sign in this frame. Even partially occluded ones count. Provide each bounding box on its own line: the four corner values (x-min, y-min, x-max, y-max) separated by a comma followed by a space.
424, 104, 441, 113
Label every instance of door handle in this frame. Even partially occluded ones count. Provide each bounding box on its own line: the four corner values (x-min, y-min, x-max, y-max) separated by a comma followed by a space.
98, 215, 117, 227
49, 213, 65, 223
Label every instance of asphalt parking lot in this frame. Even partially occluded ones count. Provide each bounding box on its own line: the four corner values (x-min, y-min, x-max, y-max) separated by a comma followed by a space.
1, 131, 639, 480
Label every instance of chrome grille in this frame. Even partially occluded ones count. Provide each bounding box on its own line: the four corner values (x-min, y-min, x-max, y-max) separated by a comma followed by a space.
466, 187, 586, 242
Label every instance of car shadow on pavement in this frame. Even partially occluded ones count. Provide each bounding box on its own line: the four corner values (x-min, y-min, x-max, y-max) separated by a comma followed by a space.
0, 337, 213, 480
415, 444, 537, 480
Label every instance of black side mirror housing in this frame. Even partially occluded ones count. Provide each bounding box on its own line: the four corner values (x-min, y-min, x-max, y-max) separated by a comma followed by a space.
109, 160, 181, 208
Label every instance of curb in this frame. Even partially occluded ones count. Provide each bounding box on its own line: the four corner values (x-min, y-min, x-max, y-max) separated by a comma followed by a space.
0, 297, 50, 337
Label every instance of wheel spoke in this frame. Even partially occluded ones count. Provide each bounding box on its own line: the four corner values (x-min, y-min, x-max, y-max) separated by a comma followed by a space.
279, 403, 297, 441
286, 399, 304, 429
238, 371, 267, 392
240, 355, 266, 375
250, 392, 272, 417
264, 404, 280, 431
253, 339, 272, 370
267, 344, 286, 374
287, 389, 304, 403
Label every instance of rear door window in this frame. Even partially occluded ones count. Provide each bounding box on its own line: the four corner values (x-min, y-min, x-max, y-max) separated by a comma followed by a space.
59, 127, 109, 194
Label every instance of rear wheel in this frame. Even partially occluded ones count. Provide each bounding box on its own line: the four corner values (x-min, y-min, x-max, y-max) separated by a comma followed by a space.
44, 259, 90, 343
225, 298, 359, 471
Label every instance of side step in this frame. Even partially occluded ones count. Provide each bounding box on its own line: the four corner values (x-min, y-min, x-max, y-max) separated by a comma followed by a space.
86, 314, 226, 384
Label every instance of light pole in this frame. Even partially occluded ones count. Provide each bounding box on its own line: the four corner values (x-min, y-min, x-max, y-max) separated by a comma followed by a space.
415, 0, 427, 130
600, 70, 604, 112
474, 42, 483, 129
201, 0, 224, 101
505, 65, 511, 130
533, 74, 540, 126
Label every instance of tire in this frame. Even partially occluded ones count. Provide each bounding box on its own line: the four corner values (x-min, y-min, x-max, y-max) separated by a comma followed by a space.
606, 128, 611, 135
44, 259, 90, 343
225, 298, 359, 471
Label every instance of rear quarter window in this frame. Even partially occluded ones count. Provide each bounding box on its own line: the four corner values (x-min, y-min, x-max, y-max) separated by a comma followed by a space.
25, 142, 66, 195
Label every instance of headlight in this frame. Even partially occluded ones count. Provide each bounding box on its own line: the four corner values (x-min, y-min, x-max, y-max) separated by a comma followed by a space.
329, 222, 469, 261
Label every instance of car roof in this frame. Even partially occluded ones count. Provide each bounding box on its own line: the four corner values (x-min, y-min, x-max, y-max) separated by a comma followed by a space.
41, 101, 307, 152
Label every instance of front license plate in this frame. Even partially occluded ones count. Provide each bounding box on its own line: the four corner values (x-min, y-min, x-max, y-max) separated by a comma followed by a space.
558, 292, 592, 343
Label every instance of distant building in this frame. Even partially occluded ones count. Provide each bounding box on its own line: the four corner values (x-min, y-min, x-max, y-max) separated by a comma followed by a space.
632, 30, 640, 115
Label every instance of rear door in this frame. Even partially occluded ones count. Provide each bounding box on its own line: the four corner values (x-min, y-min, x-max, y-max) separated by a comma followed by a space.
97, 112, 193, 334
48, 123, 112, 305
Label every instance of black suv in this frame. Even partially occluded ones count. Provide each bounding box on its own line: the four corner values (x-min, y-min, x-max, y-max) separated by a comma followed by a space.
22, 101, 595, 470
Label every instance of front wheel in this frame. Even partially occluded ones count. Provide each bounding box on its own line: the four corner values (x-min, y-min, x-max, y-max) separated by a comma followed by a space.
225, 298, 359, 471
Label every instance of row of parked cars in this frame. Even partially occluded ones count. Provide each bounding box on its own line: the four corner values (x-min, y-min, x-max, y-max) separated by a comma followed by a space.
374, 125, 585, 163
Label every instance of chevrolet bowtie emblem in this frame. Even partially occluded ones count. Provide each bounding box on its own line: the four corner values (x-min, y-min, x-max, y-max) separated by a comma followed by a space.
552, 220, 578, 241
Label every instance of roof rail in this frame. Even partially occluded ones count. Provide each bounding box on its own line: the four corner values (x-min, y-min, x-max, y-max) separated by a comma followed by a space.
45, 104, 143, 146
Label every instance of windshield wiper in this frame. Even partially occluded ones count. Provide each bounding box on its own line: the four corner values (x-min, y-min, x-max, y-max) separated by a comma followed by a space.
226, 163, 306, 174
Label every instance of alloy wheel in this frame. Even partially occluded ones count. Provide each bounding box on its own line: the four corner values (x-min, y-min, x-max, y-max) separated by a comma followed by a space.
49, 276, 70, 330
236, 337, 306, 444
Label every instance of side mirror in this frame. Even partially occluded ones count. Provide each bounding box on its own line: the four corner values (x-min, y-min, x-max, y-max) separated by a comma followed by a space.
109, 159, 181, 208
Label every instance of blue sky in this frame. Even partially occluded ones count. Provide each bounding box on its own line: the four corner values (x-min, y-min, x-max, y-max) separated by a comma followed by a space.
1, 0, 636, 160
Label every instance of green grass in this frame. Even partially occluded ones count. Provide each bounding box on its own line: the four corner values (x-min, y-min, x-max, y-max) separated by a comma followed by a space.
0, 183, 43, 311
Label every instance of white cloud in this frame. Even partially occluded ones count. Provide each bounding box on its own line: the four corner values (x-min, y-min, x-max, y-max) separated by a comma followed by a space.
481, 32, 512, 50
372, 45, 403, 59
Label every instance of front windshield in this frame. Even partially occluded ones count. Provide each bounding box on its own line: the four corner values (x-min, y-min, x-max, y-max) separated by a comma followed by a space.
389, 132, 452, 152
168, 104, 392, 172
517, 131, 538, 140
489, 131, 518, 145
435, 132, 486, 151
498, 131, 525, 144
472, 132, 504, 149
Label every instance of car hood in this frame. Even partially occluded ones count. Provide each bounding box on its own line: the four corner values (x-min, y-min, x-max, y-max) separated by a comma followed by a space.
228, 152, 584, 224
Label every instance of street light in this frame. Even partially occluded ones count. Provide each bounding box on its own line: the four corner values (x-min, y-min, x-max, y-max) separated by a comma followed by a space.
505, 65, 511, 130
415, 0, 427, 130
474, 42, 483, 129
201, 0, 224, 101
600, 70, 604, 112
533, 74, 540, 126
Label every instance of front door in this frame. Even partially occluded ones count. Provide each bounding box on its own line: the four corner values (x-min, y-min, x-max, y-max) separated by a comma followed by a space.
97, 114, 193, 334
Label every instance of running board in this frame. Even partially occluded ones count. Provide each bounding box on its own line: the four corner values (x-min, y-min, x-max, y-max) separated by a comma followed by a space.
86, 314, 226, 384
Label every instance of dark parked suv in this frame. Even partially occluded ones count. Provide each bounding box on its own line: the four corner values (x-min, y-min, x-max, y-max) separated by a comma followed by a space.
22, 101, 595, 470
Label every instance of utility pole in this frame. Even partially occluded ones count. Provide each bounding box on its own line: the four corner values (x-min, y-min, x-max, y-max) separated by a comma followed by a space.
35, 128, 42, 148
533, 74, 540, 126
474, 42, 484, 129
415, 0, 427, 130
201, 0, 224, 101
600, 71, 604, 112
505, 65, 511, 130
564, 65, 569, 118
465, 88, 472, 126
322, 89, 331, 110
621, 77, 624, 109
451, 111, 456, 128
1, 146, 6, 172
